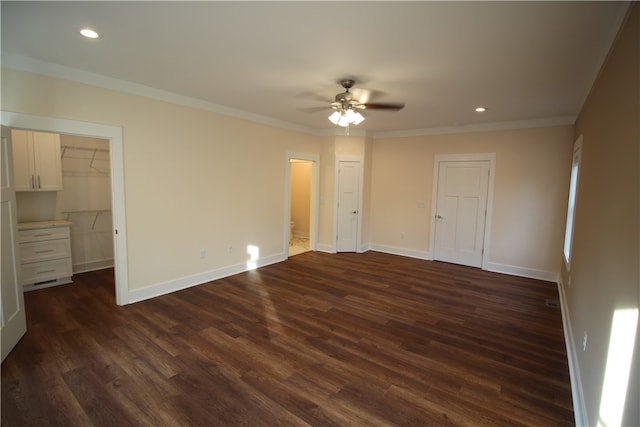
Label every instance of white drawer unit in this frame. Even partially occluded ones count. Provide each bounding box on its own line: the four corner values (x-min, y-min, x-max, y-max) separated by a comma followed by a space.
18, 221, 73, 291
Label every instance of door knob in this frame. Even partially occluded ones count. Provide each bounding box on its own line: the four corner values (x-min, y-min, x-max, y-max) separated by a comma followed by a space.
352, 210, 358, 214
435, 214, 443, 219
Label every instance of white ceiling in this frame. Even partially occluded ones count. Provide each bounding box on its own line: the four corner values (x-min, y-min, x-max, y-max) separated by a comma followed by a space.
1, 1, 630, 135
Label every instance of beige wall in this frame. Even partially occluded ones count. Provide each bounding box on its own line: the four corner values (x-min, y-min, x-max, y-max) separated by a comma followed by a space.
1, 69, 323, 292
565, 4, 639, 426
371, 125, 574, 275
290, 160, 311, 237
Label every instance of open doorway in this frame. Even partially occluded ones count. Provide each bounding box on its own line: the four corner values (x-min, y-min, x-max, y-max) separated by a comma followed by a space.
1, 111, 129, 305
285, 152, 319, 258
289, 159, 312, 256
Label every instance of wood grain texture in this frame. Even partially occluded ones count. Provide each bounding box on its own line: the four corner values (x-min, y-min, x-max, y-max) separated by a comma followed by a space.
1, 252, 574, 426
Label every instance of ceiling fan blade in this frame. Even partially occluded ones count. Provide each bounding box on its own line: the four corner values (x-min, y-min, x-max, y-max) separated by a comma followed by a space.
351, 88, 386, 104
363, 102, 405, 111
298, 106, 329, 113
296, 91, 333, 103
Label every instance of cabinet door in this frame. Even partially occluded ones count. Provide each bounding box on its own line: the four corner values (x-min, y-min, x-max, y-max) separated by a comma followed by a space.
11, 130, 36, 191
32, 132, 62, 191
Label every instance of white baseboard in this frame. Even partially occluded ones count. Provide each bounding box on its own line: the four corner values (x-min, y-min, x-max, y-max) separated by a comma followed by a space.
315, 243, 334, 253
369, 244, 431, 260
557, 278, 589, 427
73, 259, 114, 274
126, 252, 286, 304
485, 261, 559, 282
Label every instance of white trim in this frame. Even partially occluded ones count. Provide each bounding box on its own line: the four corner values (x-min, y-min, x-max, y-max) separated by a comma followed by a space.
557, 277, 589, 427
3, 52, 319, 137
315, 243, 335, 253
429, 153, 496, 270
0, 111, 130, 305
357, 242, 370, 254
334, 155, 364, 253
563, 135, 583, 272
373, 116, 576, 139
4, 53, 582, 140
127, 252, 285, 304
485, 262, 559, 283
285, 152, 320, 257
72, 259, 114, 274
368, 244, 431, 260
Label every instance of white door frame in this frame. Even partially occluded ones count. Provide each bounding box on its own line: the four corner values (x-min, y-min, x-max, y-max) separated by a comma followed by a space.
1, 111, 130, 305
285, 151, 319, 256
334, 155, 364, 253
429, 153, 496, 270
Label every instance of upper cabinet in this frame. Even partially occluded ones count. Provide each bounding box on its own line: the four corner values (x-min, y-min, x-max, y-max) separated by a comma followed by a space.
12, 130, 63, 192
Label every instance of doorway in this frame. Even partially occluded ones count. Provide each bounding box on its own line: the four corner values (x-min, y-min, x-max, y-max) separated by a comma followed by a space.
289, 159, 312, 257
430, 153, 495, 269
285, 152, 319, 258
1, 111, 129, 305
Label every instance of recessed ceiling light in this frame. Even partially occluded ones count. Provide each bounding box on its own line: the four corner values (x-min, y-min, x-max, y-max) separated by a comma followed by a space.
475, 106, 487, 113
80, 28, 100, 39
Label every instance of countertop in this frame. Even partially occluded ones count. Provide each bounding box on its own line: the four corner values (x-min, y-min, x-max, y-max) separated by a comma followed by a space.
17, 220, 72, 230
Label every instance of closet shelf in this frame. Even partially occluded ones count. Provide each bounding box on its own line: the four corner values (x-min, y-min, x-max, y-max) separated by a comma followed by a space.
61, 145, 110, 177
62, 209, 112, 230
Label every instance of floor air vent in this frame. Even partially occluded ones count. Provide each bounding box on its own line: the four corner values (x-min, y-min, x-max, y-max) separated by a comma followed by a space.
545, 299, 559, 309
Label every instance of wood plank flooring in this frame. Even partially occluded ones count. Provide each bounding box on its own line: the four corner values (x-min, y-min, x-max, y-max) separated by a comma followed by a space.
1, 251, 574, 426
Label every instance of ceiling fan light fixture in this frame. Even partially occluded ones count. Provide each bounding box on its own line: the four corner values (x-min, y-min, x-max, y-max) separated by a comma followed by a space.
328, 109, 365, 127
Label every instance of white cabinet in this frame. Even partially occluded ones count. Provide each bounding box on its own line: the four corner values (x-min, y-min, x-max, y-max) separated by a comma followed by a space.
12, 130, 63, 191
18, 221, 73, 291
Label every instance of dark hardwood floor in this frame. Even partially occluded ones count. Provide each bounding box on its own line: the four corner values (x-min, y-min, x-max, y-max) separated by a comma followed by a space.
1, 251, 574, 426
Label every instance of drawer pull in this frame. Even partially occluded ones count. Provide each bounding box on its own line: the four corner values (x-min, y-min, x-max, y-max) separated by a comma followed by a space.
36, 269, 56, 275
33, 233, 53, 237
35, 249, 55, 254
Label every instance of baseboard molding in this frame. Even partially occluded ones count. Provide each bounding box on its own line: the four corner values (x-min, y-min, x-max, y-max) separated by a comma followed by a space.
126, 252, 286, 304
485, 261, 559, 282
73, 259, 114, 274
369, 244, 431, 260
315, 243, 335, 253
557, 278, 589, 427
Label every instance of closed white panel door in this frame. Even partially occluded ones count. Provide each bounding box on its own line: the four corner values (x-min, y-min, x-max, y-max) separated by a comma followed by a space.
336, 161, 360, 252
434, 161, 490, 267
1, 127, 27, 361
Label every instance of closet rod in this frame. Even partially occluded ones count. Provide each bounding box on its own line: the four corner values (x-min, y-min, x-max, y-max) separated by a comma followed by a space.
60, 145, 109, 153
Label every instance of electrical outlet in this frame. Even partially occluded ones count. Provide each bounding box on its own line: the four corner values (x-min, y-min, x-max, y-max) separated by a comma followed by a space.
400, 232, 405, 240
199, 249, 206, 259
583, 331, 588, 351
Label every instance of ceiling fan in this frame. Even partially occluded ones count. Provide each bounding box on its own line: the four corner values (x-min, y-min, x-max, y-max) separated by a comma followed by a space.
326, 79, 405, 127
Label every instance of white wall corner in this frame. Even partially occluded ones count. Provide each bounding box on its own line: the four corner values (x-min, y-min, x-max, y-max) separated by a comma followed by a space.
315, 243, 335, 253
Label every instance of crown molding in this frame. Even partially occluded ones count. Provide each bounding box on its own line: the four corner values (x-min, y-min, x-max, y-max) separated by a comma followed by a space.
2, 52, 322, 136
2, 52, 576, 140
372, 116, 576, 139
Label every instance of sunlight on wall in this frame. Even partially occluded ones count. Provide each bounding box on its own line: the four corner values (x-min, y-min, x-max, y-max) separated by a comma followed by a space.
597, 307, 638, 427
246, 244, 260, 270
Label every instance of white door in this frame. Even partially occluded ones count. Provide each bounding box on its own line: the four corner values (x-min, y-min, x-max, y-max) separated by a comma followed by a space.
336, 161, 360, 252
433, 160, 490, 267
1, 126, 27, 361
